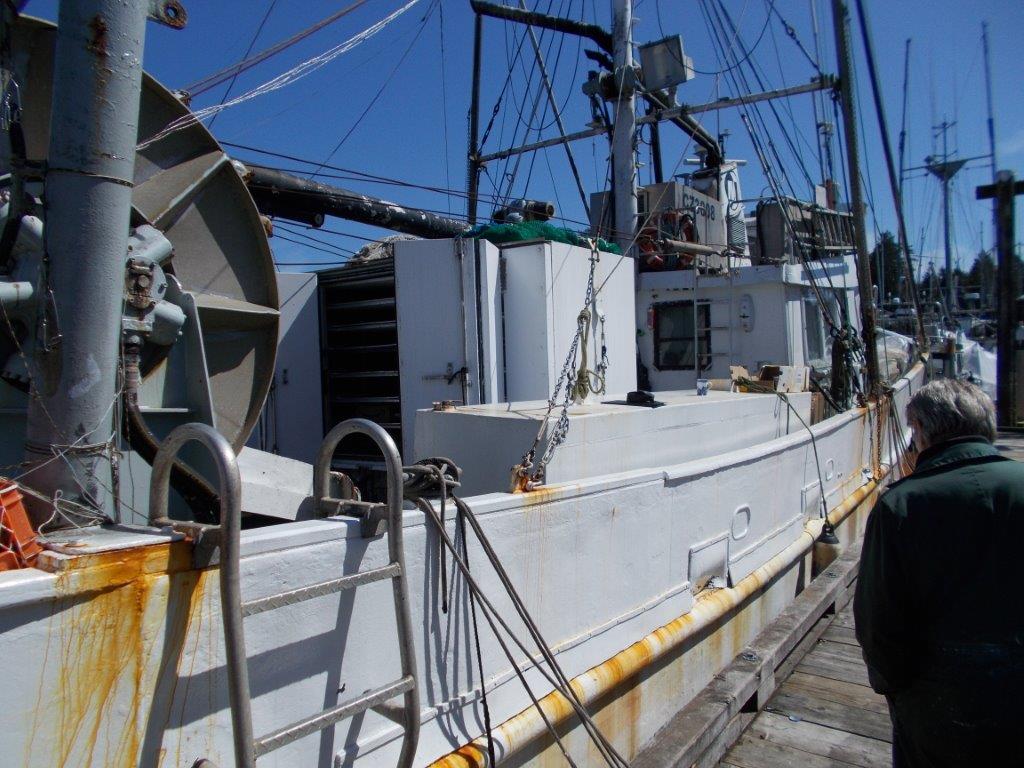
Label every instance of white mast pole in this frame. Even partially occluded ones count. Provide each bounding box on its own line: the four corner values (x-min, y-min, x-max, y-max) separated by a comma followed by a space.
611, 0, 637, 253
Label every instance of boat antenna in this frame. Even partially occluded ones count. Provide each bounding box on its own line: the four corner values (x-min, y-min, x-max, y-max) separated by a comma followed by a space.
852, 0, 927, 353
830, 0, 881, 396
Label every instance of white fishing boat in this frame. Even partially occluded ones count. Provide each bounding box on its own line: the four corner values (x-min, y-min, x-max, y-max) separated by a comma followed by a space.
0, 3, 925, 767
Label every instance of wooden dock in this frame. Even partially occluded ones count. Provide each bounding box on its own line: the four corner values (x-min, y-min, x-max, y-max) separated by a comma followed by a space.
717, 602, 892, 768
995, 429, 1024, 462
634, 436, 1021, 768
632, 542, 872, 768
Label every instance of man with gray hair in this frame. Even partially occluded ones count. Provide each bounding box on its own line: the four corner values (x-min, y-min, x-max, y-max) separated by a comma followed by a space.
854, 379, 1024, 767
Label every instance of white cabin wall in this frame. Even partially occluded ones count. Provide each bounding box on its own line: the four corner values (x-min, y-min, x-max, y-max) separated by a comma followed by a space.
391, 239, 637, 460
395, 239, 481, 460
475, 240, 505, 404
502, 241, 636, 401
502, 243, 557, 400
637, 275, 791, 390
786, 285, 808, 368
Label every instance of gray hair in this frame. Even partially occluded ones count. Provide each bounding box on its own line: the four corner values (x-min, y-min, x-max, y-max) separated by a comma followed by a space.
905, 379, 997, 446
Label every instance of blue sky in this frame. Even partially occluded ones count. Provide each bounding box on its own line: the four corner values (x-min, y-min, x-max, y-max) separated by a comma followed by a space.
21, 0, 1024, 274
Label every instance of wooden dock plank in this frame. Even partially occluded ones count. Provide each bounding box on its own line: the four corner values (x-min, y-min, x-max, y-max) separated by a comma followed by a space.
784, 672, 889, 715
766, 688, 892, 742
747, 712, 890, 767
719, 586, 892, 767
995, 431, 1024, 462
807, 639, 868, 666
722, 734, 866, 768
633, 543, 865, 768
829, 611, 858, 630
821, 624, 860, 646
796, 653, 872, 688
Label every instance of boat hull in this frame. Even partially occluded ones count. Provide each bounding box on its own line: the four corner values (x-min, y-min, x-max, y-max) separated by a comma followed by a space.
0, 365, 922, 768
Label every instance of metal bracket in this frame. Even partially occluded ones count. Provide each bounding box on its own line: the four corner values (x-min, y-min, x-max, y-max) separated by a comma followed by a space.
148, 0, 187, 29
318, 498, 388, 538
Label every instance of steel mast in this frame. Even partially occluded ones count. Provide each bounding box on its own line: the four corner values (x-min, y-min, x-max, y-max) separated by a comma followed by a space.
610, 0, 637, 253
21, 0, 156, 524
925, 121, 966, 319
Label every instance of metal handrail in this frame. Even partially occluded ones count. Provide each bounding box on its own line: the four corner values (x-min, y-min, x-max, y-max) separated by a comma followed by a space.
149, 423, 255, 768
313, 418, 421, 768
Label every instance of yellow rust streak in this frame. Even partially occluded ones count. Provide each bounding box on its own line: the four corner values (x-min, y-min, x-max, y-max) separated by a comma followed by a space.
27, 541, 198, 768
427, 472, 887, 768
514, 484, 575, 506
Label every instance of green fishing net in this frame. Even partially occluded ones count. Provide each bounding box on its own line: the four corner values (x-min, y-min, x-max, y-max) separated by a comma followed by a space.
461, 221, 622, 254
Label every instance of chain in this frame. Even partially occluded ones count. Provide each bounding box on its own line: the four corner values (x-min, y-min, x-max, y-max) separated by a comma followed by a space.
512, 242, 601, 489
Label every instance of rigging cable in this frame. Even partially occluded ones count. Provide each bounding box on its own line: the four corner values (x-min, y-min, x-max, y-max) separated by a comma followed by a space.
765, 1, 824, 75
274, 224, 358, 255
852, 0, 927, 347
405, 462, 629, 766
655, 0, 774, 77
308, 0, 439, 179
514, 0, 592, 215
206, 0, 279, 129
699, 0, 862, 394
713, 0, 817, 195
139, 0, 423, 151
271, 233, 356, 259
765, 9, 824, 173
183, 0, 369, 97
438, 0, 453, 213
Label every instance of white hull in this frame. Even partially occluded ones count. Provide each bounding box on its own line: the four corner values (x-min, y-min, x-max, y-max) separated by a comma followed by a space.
0, 365, 922, 768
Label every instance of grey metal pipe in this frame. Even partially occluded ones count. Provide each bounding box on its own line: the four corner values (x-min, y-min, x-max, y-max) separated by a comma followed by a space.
641, 89, 723, 168
149, 423, 252, 768
245, 165, 469, 240
469, 0, 612, 52
611, 0, 637, 253
661, 238, 723, 256
313, 418, 420, 768
22, 0, 150, 524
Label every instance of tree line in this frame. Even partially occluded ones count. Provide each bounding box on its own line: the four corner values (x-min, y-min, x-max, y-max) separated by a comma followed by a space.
869, 230, 1022, 310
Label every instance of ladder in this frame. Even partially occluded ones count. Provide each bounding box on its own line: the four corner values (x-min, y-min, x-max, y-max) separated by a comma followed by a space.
150, 420, 420, 768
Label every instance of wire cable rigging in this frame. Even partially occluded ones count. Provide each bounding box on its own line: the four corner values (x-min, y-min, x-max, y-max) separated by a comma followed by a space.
183, 0, 370, 98
139, 0, 423, 151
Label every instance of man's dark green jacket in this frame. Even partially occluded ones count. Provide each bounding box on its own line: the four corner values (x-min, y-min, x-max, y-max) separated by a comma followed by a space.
854, 436, 1024, 695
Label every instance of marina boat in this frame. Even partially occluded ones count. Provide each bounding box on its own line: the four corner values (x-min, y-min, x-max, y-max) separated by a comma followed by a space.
0, 2, 925, 767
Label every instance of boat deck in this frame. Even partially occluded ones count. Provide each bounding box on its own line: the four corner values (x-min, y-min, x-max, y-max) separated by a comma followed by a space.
717, 601, 892, 768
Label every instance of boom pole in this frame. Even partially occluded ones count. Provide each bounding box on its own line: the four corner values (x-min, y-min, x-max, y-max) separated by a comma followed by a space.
831, 0, 880, 395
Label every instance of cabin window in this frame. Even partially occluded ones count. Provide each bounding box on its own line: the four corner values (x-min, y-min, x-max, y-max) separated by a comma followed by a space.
654, 301, 711, 371
803, 289, 839, 365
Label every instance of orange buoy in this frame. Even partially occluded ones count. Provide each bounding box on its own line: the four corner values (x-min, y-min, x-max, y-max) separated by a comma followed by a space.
0, 481, 42, 571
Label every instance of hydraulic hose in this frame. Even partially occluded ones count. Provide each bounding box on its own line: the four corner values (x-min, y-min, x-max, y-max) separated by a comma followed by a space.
122, 343, 220, 524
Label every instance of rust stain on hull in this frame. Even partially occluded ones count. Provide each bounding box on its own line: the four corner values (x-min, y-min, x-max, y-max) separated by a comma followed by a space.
24, 542, 204, 768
